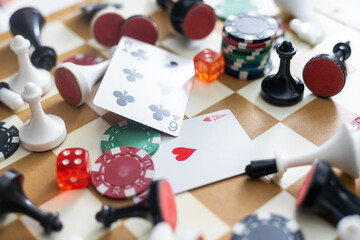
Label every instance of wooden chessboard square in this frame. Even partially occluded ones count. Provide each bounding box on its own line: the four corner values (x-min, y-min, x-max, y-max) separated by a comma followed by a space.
185, 78, 234, 118
0, 218, 36, 240
253, 123, 316, 189
97, 223, 137, 240
237, 77, 316, 121
282, 98, 357, 146
21, 189, 105, 240
123, 218, 152, 239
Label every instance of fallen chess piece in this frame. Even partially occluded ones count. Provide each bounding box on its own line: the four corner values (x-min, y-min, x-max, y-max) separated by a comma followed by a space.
0, 169, 62, 233
9, 7, 57, 70
157, 0, 216, 40
261, 40, 304, 106
148, 222, 204, 240
245, 122, 360, 178
19, 82, 66, 152
0, 82, 24, 111
54, 58, 109, 106
303, 41, 351, 97
296, 160, 360, 225
337, 215, 360, 240
8, 35, 52, 95
96, 179, 177, 229
274, 0, 324, 44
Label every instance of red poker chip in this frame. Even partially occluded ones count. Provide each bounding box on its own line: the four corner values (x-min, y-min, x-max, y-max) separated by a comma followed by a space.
62, 54, 104, 66
91, 146, 155, 199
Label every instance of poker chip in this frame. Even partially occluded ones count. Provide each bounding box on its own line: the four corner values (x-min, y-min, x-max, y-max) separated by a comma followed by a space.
91, 146, 155, 199
231, 212, 304, 240
223, 33, 274, 50
225, 60, 272, 80
62, 54, 104, 65
214, 0, 257, 20
224, 13, 278, 44
0, 122, 20, 161
101, 120, 161, 156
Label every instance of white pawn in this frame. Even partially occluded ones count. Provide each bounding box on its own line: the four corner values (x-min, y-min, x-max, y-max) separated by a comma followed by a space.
9, 35, 52, 95
54, 59, 109, 106
19, 82, 66, 152
0, 82, 24, 110
274, 0, 324, 44
337, 215, 360, 240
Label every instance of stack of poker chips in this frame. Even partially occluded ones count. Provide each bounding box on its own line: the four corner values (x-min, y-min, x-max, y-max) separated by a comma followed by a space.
221, 12, 278, 80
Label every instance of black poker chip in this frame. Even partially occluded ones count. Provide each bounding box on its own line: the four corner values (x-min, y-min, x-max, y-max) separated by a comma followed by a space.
0, 122, 20, 161
224, 13, 278, 44
231, 212, 304, 240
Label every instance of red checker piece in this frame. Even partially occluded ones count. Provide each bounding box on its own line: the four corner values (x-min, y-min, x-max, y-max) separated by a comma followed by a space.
63, 54, 104, 66
91, 146, 155, 199
91, 9, 125, 47
119, 15, 158, 45
303, 57, 346, 97
183, 4, 216, 40
54, 67, 82, 106
156, 179, 177, 229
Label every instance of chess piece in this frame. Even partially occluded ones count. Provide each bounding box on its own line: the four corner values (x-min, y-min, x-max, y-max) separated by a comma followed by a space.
8, 35, 52, 95
245, 122, 360, 179
303, 41, 351, 97
119, 15, 158, 45
0, 169, 62, 233
274, 0, 324, 44
261, 40, 304, 106
337, 215, 360, 240
90, 6, 125, 47
96, 179, 177, 229
157, 0, 216, 40
0, 82, 24, 110
296, 160, 360, 225
9, 7, 57, 70
54, 59, 110, 106
19, 82, 66, 152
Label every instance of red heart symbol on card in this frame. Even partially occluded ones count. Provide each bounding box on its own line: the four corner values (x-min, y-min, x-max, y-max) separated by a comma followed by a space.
203, 117, 211, 122
172, 147, 196, 161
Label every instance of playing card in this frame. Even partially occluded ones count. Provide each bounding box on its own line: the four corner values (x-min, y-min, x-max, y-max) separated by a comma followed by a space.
93, 36, 194, 136
152, 109, 261, 194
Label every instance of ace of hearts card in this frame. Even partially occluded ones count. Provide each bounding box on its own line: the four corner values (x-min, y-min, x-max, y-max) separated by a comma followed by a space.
152, 109, 261, 194
93, 36, 194, 136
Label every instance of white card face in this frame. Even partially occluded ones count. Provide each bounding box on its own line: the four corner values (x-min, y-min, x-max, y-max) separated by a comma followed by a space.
152, 109, 261, 194
93, 36, 194, 136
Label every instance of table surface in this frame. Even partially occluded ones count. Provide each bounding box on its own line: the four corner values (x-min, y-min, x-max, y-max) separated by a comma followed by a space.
0, 0, 360, 239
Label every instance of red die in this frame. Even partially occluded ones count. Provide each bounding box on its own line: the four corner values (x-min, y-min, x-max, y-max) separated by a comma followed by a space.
56, 148, 91, 190
194, 48, 225, 83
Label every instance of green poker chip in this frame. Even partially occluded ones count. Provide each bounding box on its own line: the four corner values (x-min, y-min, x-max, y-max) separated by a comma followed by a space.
101, 120, 161, 155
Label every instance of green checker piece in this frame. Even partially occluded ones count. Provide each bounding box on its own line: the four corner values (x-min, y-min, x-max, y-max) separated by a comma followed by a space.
101, 120, 161, 156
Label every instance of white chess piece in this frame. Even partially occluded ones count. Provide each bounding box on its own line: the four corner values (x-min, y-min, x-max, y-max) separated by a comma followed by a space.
9, 35, 52, 95
19, 82, 66, 152
337, 215, 360, 240
0, 82, 24, 110
274, 0, 324, 44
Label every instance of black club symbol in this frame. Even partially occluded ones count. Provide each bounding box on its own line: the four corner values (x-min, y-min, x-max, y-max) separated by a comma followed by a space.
149, 104, 170, 121
113, 90, 135, 106
123, 68, 143, 82
131, 49, 148, 61
166, 61, 178, 68
122, 40, 132, 52
172, 115, 180, 121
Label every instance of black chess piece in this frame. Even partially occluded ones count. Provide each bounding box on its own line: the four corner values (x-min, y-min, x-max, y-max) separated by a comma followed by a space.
96, 179, 177, 229
296, 160, 360, 225
157, 0, 216, 40
303, 41, 351, 97
9, 7, 57, 71
0, 169, 62, 233
261, 40, 304, 106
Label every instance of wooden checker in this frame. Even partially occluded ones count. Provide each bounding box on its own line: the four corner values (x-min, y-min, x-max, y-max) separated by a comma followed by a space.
0, 0, 359, 239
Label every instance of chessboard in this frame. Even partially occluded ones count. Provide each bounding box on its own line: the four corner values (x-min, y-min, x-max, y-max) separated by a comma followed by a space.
0, 0, 360, 239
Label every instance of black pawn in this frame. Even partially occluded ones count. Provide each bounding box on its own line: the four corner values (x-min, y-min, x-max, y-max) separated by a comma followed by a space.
96, 179, 177, 229
157, 0, 216, 40
9, 7, 57, 71
297, 160, 360, 225
0, 169, 62, 233
261, 40, 304, 106
303, 41, 351, 97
